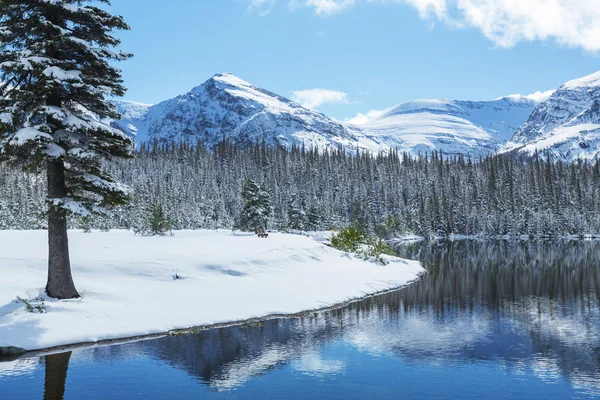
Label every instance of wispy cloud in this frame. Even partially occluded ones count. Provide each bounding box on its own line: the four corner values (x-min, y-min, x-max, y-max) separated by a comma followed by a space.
247, 0, 276, 16
292, 88, 351, 109
502, 90, 555, 104
346, 106, 393, 125
291, 0, 356, 15
248, 0, 600, 52
248, 0, 355, 16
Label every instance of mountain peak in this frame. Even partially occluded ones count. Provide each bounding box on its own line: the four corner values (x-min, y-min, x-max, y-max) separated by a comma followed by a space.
501, 70, 600, 160
562, 70, 600, 90
209, 72, 253, 87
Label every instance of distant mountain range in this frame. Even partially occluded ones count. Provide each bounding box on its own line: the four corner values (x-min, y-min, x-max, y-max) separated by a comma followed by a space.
112, 70, 600, 162
348, 98, 538, 157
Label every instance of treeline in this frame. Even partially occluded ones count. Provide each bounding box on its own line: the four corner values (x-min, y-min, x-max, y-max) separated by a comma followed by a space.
1, 141, 600, 237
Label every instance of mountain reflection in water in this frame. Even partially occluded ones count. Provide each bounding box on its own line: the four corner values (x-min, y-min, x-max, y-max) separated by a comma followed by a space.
2, 240, 600, 400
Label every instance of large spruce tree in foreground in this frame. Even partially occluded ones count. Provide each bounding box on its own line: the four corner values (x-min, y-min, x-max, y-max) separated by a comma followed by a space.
0, 0, 133, 299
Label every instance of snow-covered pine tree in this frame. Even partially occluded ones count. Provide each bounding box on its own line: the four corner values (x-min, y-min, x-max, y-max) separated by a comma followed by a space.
239, 179, 271, 233
287, 202, 306, 231
0, 0, 132, 299
305, 205, 322, 231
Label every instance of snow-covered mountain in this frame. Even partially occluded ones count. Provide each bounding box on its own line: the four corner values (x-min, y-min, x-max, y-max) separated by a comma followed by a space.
112, 73, 538, 156
111, 100, 152, 138
113, 73, 366, 150
501, 71, 600, 161
349, 98, 538, 157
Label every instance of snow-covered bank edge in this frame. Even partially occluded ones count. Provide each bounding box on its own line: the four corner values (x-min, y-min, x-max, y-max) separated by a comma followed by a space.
389, 233, 600, 244
4, 272, 424, 362
0, 230, 424, 357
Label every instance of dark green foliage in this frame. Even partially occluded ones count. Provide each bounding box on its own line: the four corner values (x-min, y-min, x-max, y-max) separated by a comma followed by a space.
330, 223, 393, 264
330, 224, 365, 253
238, 179, 271, 233
15, 295, 46, 314
306, 205, 323, 231
360, 236, 393, 264
287, 203, 306, 231
80, 215, 93, 233
0, 0, 133, 213
3, 142, 600, 238
0, 0, 132, 299
149, 203, 171, 236
134, 203, 171, 236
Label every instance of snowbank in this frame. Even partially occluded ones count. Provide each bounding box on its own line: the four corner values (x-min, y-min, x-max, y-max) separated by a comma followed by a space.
0, 230, 423, 351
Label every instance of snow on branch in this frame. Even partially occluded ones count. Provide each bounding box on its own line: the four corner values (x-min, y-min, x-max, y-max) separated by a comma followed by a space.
42, 142, 66, 158
0, 112, 12, 125
43, 66, 82, 83
1, 56, 53, 71
48, 197, 105, 217
8, 127, 52, 146
80, 173, 131, 196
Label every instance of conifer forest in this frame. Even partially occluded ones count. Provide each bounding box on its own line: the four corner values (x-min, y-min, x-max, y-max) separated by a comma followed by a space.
2, 141, 599, 238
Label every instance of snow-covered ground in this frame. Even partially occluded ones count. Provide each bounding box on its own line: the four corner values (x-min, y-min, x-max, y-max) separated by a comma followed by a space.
0, 230, 423, 352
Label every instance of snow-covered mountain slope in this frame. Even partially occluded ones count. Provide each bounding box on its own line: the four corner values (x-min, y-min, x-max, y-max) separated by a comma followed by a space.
110, 100, 152, 138
114, 73, 368, 150
110, 73, 537, 156
501, 71, 600, 161
350, 98, 537, 157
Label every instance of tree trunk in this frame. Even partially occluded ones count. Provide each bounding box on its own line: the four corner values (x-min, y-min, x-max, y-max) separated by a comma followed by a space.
44, 351, 72, 400
46, 159, 79, 299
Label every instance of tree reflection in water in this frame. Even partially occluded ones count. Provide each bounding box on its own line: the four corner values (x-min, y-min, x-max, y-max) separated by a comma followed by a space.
34, 240, 600, 397
43, 352, 71, 400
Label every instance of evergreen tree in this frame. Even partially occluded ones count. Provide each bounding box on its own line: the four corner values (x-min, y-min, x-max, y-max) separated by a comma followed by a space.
306, 205, 322, 231
287, 202, 306, 231
133, 203, 171, 236
0, 0, 132, 299
2, 140, 600, 239
238, 179, 271, 233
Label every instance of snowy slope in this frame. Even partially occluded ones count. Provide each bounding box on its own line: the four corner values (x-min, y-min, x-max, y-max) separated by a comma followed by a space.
115, 73, 367, 151
350, 98, 537, 157
110, 100, 152, 138
0, 230, 423, 351
111, 73, 539, 156
501, 70, 600, 161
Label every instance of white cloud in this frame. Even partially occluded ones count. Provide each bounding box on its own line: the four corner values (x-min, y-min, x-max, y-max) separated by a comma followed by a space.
292, 88, 351, 109
414, 0, 600, 51
502, 90, 555, 104
295, 0, 356, 15
346, 106, 394, 125
250, 0, 600, 52
403, 0, 600, 52
249, 0, 355, 15
247, 0, 276, 16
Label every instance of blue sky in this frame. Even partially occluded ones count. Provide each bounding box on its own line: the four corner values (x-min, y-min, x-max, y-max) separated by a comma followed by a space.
111, 0, 599, 121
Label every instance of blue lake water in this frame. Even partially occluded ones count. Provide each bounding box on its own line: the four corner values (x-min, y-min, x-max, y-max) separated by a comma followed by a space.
2, 240, 600, 399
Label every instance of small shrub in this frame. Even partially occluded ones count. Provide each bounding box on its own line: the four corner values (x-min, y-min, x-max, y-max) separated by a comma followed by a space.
360, 237, 394, 265
80, 215, 93, 233
330, 224, 365, 252
134, 203, 172, 236
331, 224, 395, 264
16, 296, 46, 314
148, 203, 171, 235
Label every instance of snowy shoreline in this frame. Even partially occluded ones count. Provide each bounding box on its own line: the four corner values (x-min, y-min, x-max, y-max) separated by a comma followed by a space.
388, 233, 600, 244
0, 230, 424, 355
